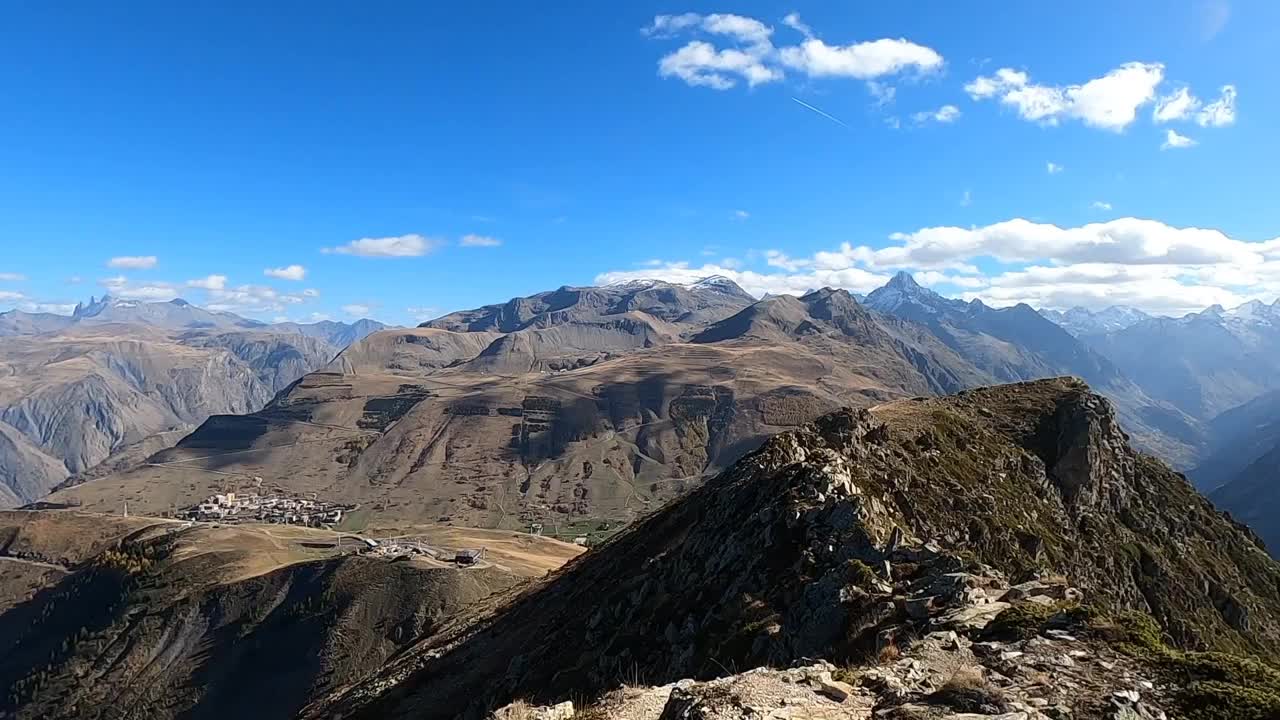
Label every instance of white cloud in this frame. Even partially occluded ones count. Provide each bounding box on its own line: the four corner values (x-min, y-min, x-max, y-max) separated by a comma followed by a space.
1091, 201, 1113, 211
1153, 87, 1201, 123
781, 12, 813, 38
0, 290, 25, 301
459, 234, 502, 247
186, 274, 228, 290
594, 216, 1280, 315
98, 275, 179, 301
322, 234, 441, 257
302, 288, 320, 297
1162, 128, 1197, 149
734, 209, 750, 219
643, 13, 702, 38
201, 283, 313, 314
342, 303, 373, 317
659, 40, 781, 89
912, 104, 960, 124
1196, 84, 1236, 127
648, 13, 942, 91
307, 312, 332, 322
67, 276, 82, 284
264, 264, 307, 280
960, 190, 972, 207
966, 62, 1164, 131
778, 38, 943, 79
596, 261, 889, 298
0, 272, 25, 282
107, 256, 158, 270
1047, 162, 1063, 174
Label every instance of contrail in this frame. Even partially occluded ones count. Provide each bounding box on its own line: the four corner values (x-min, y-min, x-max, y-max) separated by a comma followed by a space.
791, 97, 849, 128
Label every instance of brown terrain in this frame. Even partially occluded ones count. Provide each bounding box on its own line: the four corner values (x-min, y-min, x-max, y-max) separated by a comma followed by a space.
50, 277, 1183, 542
0, 509, 581, 719
53, 277, 1202, 542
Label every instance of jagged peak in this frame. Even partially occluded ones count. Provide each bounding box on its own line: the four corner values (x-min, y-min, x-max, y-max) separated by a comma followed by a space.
886, 270, 922, 290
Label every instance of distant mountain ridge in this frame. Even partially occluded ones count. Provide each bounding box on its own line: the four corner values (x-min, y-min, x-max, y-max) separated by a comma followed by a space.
864, 272, 1204, 466
55, 274, 1212, 538
1039, 305, 1152, 336
1078, 297, 1280, 421
0, 296, 388, 507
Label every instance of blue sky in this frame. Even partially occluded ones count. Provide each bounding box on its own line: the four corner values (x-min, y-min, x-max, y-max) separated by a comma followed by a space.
1, 1, 1278, 324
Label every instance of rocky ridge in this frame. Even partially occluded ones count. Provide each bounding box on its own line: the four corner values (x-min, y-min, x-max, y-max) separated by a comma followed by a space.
311, 378, 1280, 720
494, 574, 1174, 720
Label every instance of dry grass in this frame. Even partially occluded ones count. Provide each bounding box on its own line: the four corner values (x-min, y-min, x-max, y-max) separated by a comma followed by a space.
927, 664, 1010, 714
940, 665, 986, 692
877, 643, 902, 665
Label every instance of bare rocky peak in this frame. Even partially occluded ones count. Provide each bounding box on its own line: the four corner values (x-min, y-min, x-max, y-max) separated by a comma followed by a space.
421, 277, 755, 333
692, 287, 881, 344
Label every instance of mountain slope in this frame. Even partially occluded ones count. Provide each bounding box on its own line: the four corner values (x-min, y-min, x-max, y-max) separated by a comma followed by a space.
865, 272, 1205, 466
1211, 443, 1280, 557
0, 511, 573, 720
51, 285, 996, 531
1081, 301, 1280, 421
316, 378, 1280, 719
1191, 389, 1280, 492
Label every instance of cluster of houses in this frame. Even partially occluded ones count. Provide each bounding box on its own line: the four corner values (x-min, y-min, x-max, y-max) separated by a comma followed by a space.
181, 492, 351, 527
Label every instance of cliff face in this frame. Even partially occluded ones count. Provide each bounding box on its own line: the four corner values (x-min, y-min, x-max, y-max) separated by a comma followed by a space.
319, 379, 1280, 719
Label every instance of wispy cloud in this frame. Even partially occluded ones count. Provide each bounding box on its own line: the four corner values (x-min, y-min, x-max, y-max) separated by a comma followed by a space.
1161, 128, 1197, 149
322, 234, 441, 257
912, 104, 960, 124
107, 256, 158, 270
186, 274, 228, 290
1047, 162, 1064, 174
1091, 201, 1113, 211
0, 272, 25, 282
264, 264, 307, 280
459, 234, 502, 247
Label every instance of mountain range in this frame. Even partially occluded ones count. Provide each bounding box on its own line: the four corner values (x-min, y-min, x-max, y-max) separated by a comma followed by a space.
7, 379, 1279, 719
10, 275, 1280, 562
0, 296, 385, 507
33, 275, 1216, 533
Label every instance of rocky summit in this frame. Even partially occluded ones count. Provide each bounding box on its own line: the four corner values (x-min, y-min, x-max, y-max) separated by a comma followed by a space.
306, 378, 1280, 720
